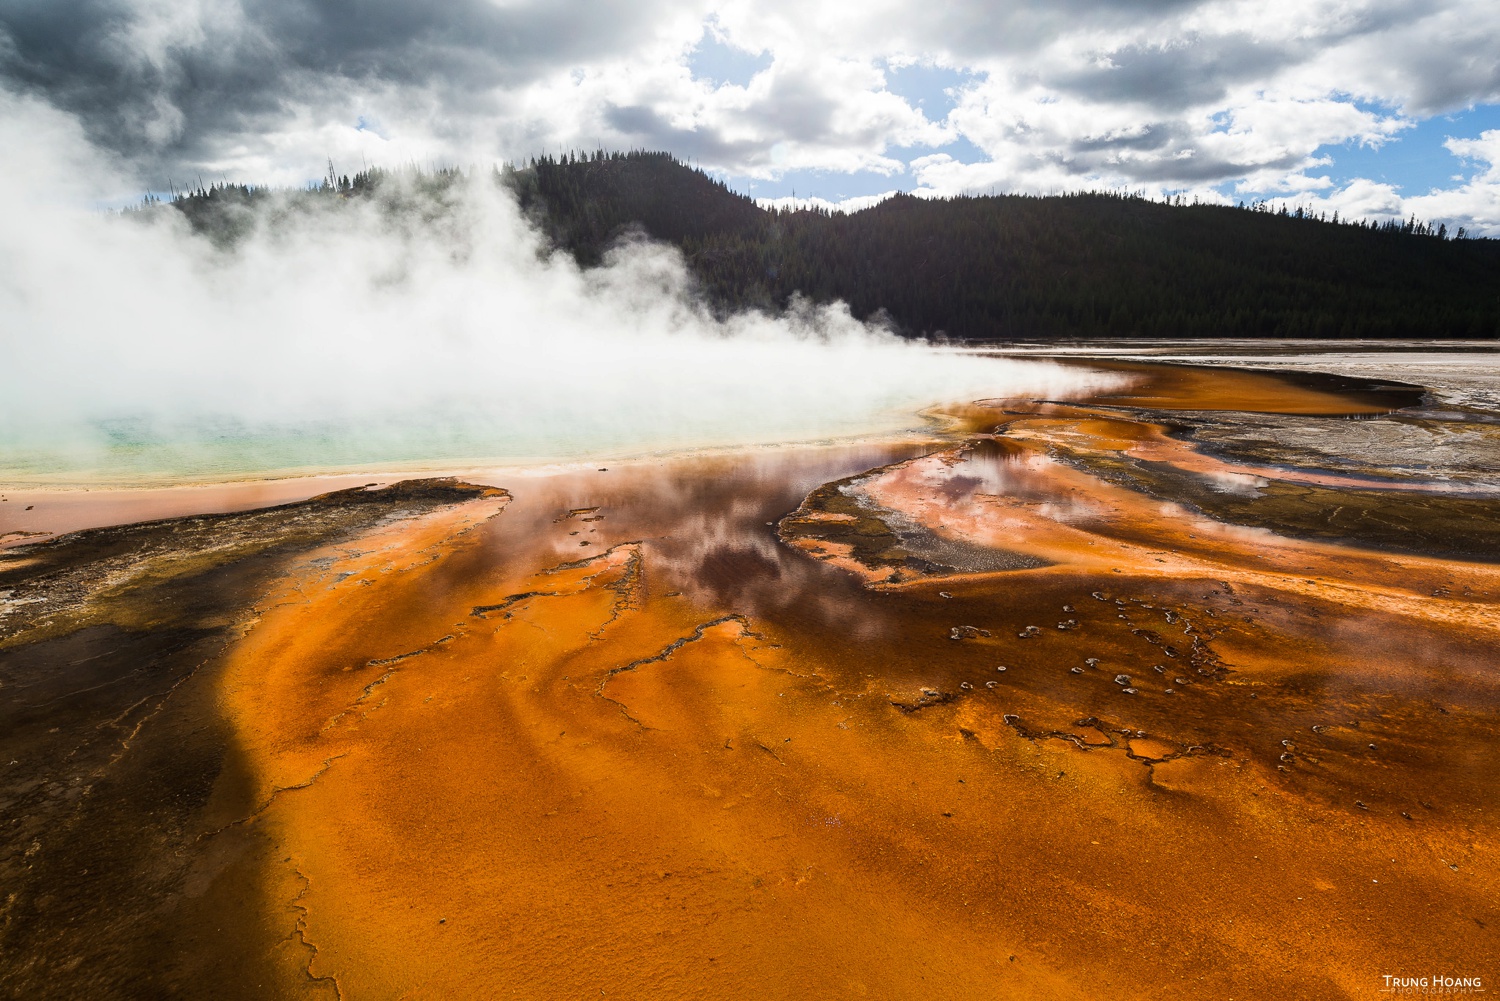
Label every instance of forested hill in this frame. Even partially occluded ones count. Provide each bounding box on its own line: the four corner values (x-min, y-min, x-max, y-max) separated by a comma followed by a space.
168, 151, 1500, 340
507, 152, 1500, 340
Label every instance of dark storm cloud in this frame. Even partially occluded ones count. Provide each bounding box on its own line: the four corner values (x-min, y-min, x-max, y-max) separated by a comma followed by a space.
1027, 132, 1303, 185
1391, 33, 1500, 114
1102, 147, 1306, 184
1045, 35, 1295, 111
1068, 123, 1176, 152
3, 0, 270, 161
604, 104, 765, 165
606, 61, 904, 172
1274, 0, 1500, 116
745, 70, 840, 142
908, 0, 1204, 63
0, 0, 684, 169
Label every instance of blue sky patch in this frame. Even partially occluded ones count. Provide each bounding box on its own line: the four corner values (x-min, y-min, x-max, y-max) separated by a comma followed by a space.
1313, 103, 1500, 194
688, 33, 773, 88
898, 134, 988, 163
882, 62, 976, 120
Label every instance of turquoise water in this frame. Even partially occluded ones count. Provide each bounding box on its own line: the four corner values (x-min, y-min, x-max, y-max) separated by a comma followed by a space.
0, 404, 944, 486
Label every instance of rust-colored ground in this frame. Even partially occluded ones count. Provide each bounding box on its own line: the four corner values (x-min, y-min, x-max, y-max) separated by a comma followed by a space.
186, 366, 1498, 1000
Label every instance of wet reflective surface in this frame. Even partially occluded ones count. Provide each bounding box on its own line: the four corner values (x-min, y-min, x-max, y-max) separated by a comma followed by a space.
2, 361, 1498, 999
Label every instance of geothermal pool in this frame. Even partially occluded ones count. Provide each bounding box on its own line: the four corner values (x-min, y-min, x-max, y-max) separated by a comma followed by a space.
1, 351, 1497, 1000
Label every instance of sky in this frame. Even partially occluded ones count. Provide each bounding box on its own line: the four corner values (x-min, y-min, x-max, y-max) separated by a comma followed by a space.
1, 0, 1499, 232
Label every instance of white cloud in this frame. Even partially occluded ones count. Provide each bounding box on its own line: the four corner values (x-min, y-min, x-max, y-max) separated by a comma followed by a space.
1406, 130, 1500, 233
2, 0, 1500, 228
1445, 129, 1500, 182
1301, 177, 1406, 220
755, 191, 899, 213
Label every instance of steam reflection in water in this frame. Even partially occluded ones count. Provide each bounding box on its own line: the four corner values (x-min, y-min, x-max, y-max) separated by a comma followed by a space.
0, 352, 1127, 485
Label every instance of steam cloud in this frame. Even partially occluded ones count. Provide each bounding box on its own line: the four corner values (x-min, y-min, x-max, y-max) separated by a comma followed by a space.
0, 89, 1124, 484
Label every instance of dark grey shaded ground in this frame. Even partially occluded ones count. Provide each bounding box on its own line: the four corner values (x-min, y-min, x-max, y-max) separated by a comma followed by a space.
0, 480, 502, 1000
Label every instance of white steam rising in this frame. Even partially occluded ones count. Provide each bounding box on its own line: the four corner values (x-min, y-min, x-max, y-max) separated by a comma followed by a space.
0, 90, 1123, 484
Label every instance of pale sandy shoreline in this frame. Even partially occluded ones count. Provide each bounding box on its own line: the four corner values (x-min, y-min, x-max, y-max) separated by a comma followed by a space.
0, 432, 946, 547
967, 339, 1500, 393
6, 342, 1496, 546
